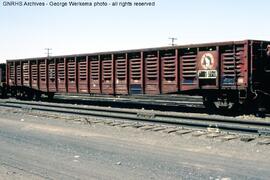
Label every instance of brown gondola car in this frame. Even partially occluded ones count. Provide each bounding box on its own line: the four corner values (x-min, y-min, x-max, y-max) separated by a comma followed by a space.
5, 40, 270, 110
0, 63, 6, 97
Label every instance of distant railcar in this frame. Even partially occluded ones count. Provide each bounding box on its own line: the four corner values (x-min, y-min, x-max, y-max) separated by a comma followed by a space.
0, 63, 7, 97
4, 40, 270, 111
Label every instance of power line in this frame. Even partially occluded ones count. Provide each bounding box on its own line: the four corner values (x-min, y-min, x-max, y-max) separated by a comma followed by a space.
169, 37, 177, 46
45, 48, 52, 57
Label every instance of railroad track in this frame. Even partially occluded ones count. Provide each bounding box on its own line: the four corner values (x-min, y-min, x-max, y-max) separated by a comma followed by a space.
0, 99, 270, 136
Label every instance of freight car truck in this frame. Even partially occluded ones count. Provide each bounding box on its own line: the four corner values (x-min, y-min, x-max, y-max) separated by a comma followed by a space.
3, 40, 270, 112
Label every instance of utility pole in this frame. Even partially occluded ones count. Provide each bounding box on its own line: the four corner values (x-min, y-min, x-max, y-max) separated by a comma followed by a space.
169, 37, 177, 46
45, 48, 52, 58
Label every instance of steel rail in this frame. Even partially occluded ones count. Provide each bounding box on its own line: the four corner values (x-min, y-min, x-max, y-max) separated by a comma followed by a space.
0, 100, 269, 135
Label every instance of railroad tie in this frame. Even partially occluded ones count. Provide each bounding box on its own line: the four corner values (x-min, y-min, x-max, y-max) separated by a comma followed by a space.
140, 125, 155, 130
175, 129, 193, 135
240, 136, 256, 142
206, 133, 224, 138
220, 135, 238, 141
151, 126, 167, 132
163, 128, 179, 134
192, 131, 208, 137
257, 138, 270, 145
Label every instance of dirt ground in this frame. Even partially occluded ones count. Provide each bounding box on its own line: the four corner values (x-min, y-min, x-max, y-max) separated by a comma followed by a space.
0, 107, 269, 180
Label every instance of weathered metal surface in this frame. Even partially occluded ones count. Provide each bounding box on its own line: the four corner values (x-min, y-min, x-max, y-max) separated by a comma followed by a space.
180, 48, 198, 91
101, 54, 114, 94
30, 61, 38, 89
0, 64, 6, 85
67, 57, 77, 93
39, 60, 47, 92
7, 62, 15, 86
144, 51, 160, 94
129, 52, 143, 94
48, 59, 56, 92
22, 61, 30, 87
220, 43, 248, 89
78, 57, 89, 93
161, 49, 178, 93
57, 58, 66, 93
89, 56, 101, 94
115, 54, 128, 95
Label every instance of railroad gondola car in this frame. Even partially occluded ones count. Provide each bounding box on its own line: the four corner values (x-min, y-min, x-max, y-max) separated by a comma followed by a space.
3, 40, 270, 112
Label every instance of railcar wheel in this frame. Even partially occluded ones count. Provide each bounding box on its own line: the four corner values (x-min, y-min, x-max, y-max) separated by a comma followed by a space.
252, 92, 268, 117
15, 89, 23, 99
0, 84, 8, 98
15, 89, 34, 100
23, 90, 33, 100
11, 88, 16, 97
48, 93, 55, 100
0, 87, 3, 98
34, 92, 41, 101
27, 92, 34, 100
203, 96, 217, 112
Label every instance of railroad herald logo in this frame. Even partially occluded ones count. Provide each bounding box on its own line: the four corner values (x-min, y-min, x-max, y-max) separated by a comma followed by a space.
201, 53, 214, 69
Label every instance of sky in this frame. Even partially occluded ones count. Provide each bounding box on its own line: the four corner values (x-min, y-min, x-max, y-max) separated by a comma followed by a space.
0, 0, 269, 62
